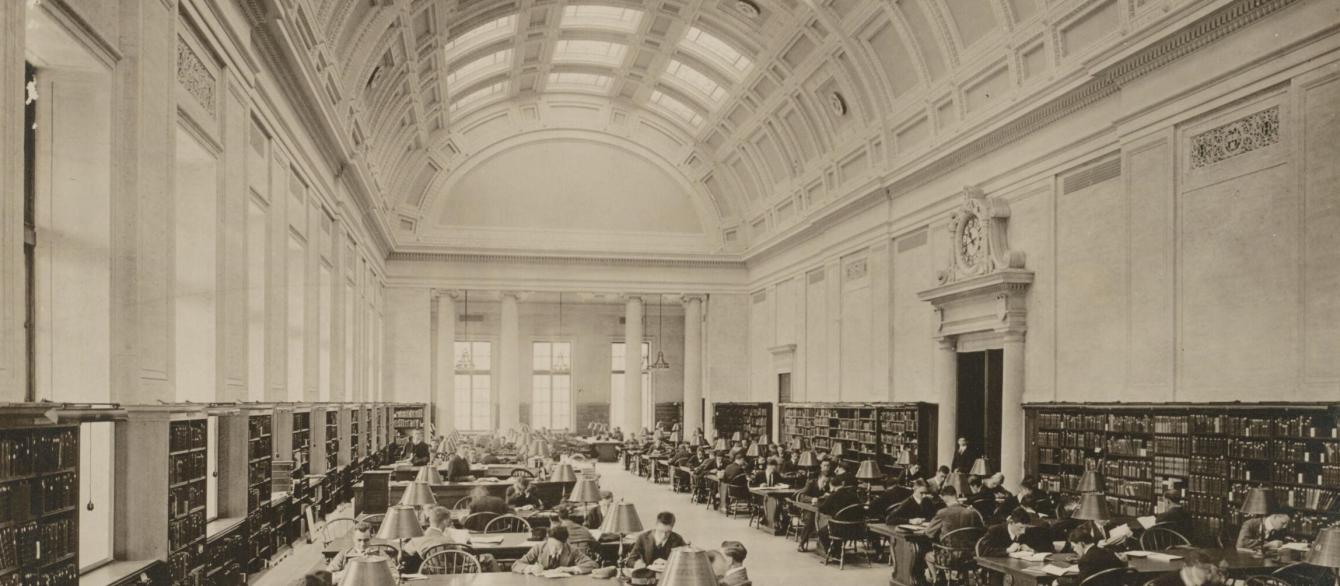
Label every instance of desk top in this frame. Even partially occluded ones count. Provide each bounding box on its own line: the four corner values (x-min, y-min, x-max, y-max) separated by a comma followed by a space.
324, 532, 632, 558
395, 573, 613, 585
749, 486, 798, 497
976, 548, 1282, 579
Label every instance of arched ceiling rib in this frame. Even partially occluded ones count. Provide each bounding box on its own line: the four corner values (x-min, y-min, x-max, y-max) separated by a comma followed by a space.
272, 0, 1225, 257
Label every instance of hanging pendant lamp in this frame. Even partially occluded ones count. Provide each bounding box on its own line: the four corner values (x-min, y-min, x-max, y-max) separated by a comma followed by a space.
651, 294, 671, 370
456, 290, 474, 370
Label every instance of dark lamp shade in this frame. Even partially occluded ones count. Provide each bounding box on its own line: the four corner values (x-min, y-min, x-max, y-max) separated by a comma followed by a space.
796, 451, 816, 468
969, 458, 990, 476
340, 556, 397, 586
1078, 470, 1106, 494
603, 501, 643, 534
1240, 487, 1277, 516
1307, 526, 1340, 568
414, 465, 442, 485
376, 505, 424, 540
948, 473, 972, 496
660, 546, 720, 586
399, 481, 438, 506
1073, 493, 1111, 522
569, 478, 601, 503
855, 460, 881, 481
550, 463, 577, 483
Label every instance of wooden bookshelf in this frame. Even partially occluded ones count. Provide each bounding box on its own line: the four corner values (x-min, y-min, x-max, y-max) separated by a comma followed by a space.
323, 409, 339, 473
350, 407, 362, 461
292, 408, 311, 478
391, 404, 426, 443
713, 402, 773, 443
1025, 402, 1340, 546
0, 414, 80, 585
655, 402, 682, 432
780, 402, 937, 474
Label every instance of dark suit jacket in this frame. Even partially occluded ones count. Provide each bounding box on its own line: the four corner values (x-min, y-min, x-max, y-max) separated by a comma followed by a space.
923, 503, 984, 541
818, 487, 863, 518
469, 496, 510, 516
751, 469, 784, 487
1154, 506, 1192, 538
1236, 517, 1287, 550
623, 530, 687, 566
1077, 546, 1127, 581
506, 486, 542, 509
720, 463, 748, 484
967, 489, 997, 520
402, 441, 431, 466
886, 495, 942, 525
951, 447, 978, 473
978, 524, 1054, 557
445, 456, 472, 481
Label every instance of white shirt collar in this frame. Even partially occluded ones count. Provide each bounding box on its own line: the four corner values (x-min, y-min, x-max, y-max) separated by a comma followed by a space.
725, 566, 747, 577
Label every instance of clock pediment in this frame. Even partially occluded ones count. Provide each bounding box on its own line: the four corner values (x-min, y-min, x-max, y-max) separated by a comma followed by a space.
939, 186, 1026, 286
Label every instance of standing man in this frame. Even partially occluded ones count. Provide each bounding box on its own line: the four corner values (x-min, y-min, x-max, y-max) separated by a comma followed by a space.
401, 429, 432, 466
950, 437, 977, 474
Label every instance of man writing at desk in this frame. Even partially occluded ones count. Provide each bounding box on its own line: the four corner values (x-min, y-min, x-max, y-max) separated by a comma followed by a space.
624, 512, 687, 569
978, 509, 1053, 557
400, 429, 432, 466
506, 476, 543, 509
512, 525, 596, 576
885, 479, 942, 526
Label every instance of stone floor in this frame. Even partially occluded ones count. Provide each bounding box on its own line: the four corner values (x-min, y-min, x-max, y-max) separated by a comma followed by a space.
254, 462, 892, 584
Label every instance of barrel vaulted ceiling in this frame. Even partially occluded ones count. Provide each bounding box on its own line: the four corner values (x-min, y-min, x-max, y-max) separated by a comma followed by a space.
258, 0, 1240, 259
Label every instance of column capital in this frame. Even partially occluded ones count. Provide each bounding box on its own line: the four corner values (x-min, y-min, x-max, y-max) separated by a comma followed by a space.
999, 330, 1026, 344
679, 294, 706, 305
619, 293, 646, 304
431, 288, 464, 301
935, 336, 957, 351
499, 290, 528, 302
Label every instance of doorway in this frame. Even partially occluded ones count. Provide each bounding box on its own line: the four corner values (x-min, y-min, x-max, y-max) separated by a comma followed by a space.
956, 349, 1003, 469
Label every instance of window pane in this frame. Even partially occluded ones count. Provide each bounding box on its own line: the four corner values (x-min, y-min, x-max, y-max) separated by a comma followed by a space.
473, 412, 490, 431
454, 342, 470, 368
473, 342, 491, 370
474, 375, 490, 392
533, 342, 551, 371
206, 416, 218, 521
611, 343, 625, 370
455, 375, 472, 402
79, 422, 114, 571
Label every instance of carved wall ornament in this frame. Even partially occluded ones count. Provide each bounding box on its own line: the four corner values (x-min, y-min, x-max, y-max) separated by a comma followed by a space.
844, 258, 867, 281
1189, 106, 1280, 168
176, 36, 216, 115
937, 186, 1026, 285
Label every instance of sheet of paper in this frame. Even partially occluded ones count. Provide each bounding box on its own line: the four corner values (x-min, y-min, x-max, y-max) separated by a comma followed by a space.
1280, 542, 1310, 551
899, 524, 926, 531
447, 529, 472, 543
1009, 551, 1049, 562
1124, 551, 1154, 558
470, 535, 505, 545
1041, 564, 1080, 576
1148, 553, 1183, 562
540, 569, 573, 579
1021, 567, 1048, 576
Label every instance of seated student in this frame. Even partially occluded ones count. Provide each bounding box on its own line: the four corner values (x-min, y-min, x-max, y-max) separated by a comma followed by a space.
479, 451, 501, 465
1146, 550, 1227, 586
1069, 525, 1126, 582
794, 470, 827, 552
979, 508, 1053, 557
1110, 490, 1192, 543
327, 522, 390, 583
586, 490, 614, 530
405, 507, 461, 556
903, 463, 925, 482
303, 570, 333, 586
1018, 477, 1055, 518
554, 506, 594, 551
468, 486, 511, 516
721, 454, 750, 484
511, 525, 597, 575
719, 541, 752, 586
669, 444, 695, 466
1237, 510, 1292, 551
624, 512, 687, 568
921, 486, 986, 572
927, 466, 950, 493
400, 429, 432, 466
506, 476, 543, 509
696, 452, 726, 477
816, 476, 864, 553
444, 446, 473, 482
886, 479, 942, 525
966, 475, 997, 520
751, 458, 784, 487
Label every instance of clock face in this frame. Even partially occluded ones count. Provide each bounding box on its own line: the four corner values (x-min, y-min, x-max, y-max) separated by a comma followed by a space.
960, 215, 985, 268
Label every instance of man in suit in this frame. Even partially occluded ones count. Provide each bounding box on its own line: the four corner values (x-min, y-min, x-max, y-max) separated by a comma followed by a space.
584, 490, 613, 530
400, 429, 432, 466
1068, 525, 1126, 581
444, 446, 473, 482
721, 454, 749, 484
719, 541, 752, 586
886, 479, 942, 525
468, 486, 511, 516
405, 506, 461, 557
506, 476, 543, 509
951, 437, 978, 474
920, 485, 984, 541
511, 525, 597, 575
1236, 511, 1292, 551
965, 475, 997, 520
984, 473, 1018, 523
751, 458, 784, 487
927, 466, 950, 493
979, 508, 1053, 557
816, 476, 864, 553
623, 511, 687, 568
1017, 477, 1055, 518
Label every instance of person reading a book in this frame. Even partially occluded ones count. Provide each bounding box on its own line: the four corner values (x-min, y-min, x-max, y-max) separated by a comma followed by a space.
624, 511, 687, 569
400, 429, 432, 466
1069, 525, 1126, 581
327, 522, 389, 583
511, 525, 597, 575
750, 458, 783, 487
979, 508, 1053, 557
1236, 510, 1292, 551
886, 479, 942, 526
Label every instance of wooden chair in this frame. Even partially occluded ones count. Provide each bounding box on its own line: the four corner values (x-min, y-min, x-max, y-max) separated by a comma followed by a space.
927, 526, 986, 586
511, 468, 535, 478
1081, 567, 1133, 586
366, 543, 400, 560
485, 514, 531, 534
1246, 577, 1296, 586
1218, 523, 1241, 548
462, 512, 498, 532
1139, 526, 1191, 550
822, 504, 869, 570
420, 549, 483, 575
452, 496, 473, 510
1273, 561, 1332, 586
359, 513, 386, 534
319, 517, 357, 547
723, 481, 754, 519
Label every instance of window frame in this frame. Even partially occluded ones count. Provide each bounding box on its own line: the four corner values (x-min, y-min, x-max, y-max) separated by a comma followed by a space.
531, 341, 573, 430
453, 340, 493, 431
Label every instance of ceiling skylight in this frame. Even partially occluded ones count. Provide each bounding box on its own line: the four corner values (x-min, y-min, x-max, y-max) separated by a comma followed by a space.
449, 81, 508, 115
553, 39, 628, 67
546, 72, 613, 93
664, 60, 728, 107
443, 15, 517, 62
560, 5, 644, 33
446, 49, 513, 93
649, 90, 704, 128
680, 26, 753, 79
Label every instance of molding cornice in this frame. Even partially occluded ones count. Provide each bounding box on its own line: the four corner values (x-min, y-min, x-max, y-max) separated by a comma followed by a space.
387, 251, 746, 269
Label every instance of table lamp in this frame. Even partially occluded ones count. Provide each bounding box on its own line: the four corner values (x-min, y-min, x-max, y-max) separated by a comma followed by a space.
399, 481, 438, 507
603, 500, 644, 581
341, 555, 397, 586
569, 478, 600, 504
1078, 470, 1106, 494
1307, 526, 1340, 581
856, 459, 881, 482
714, 438, 727, 452
745, 443, 761, 458
375, 505, 424, 582
414, 465, 442, 485
660, 546, 720, 586
969, 458, 990, 476
731, 431, 743, 442
1073, 493, 1111, 522
796, 450, 816, 468
1240, 487, 1277, 515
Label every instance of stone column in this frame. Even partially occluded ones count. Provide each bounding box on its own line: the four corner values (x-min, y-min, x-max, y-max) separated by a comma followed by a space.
935, 336, 957, 470
681, 295, 704, 437
498, 292, 521, 430
1000, 331, 1026, 491
433, 291, 456, 433
623, 296, 643, 435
